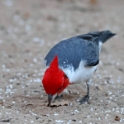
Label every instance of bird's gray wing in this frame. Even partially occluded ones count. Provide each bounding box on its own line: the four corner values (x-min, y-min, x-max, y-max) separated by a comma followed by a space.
45, 35, 99, 70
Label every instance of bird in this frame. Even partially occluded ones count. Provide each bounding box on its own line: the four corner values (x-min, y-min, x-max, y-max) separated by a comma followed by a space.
42, 30, 116, 107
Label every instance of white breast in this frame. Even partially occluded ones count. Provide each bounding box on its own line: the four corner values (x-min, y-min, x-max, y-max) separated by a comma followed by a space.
61, 60, 97, 84
60, 41, 103, 84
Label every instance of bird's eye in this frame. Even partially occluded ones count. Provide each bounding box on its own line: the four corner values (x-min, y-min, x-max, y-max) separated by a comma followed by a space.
64, 74, 68, 79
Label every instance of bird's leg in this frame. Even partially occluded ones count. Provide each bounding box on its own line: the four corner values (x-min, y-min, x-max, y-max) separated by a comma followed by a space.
49, 94, 57, 103
55, 94, 63, 100
79, 80, 91, 104
52, 94, 63, 103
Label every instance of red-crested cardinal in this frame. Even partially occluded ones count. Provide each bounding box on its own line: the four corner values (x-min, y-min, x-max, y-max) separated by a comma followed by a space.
42, 30, 116, 106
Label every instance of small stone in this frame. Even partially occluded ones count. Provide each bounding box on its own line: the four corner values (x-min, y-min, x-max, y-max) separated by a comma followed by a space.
96, 86, 102, 90
0, 99, 3, 105
72, 119, 76, 122
1, 117, 11, 122
115, 116, 120, 121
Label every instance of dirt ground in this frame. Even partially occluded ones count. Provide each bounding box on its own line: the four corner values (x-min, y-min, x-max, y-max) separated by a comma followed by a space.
0, 0, 124, 123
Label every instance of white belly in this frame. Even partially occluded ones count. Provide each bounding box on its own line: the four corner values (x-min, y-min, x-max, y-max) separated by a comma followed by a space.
61, 60, 97, 84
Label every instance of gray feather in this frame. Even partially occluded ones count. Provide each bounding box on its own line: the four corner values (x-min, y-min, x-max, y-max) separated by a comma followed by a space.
45, 30, 116, 69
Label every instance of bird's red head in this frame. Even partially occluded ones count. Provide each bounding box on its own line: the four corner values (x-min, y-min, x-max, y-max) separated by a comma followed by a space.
42, 56, 69, 96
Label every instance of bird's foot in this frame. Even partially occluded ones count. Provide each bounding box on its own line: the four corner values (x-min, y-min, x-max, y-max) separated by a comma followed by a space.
55, 94, 63, 101
79, 95, 90, 104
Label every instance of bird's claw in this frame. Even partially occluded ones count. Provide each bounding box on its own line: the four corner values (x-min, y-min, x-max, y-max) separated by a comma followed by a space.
79, 95, 90, 104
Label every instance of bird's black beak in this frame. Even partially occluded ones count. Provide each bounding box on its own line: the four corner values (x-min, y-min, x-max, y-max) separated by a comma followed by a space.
110, 32, 116, 37
47, 94, 53, 107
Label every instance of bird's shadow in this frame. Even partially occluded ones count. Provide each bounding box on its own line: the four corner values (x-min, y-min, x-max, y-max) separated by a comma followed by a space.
3, 91, 82, 108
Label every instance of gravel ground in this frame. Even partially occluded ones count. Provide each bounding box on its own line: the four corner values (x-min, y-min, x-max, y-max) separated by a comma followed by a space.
0, 0, 124, 124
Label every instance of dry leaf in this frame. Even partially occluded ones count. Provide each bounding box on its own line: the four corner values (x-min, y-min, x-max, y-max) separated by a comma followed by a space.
90, 0, 97, 5
48, 100, 69, 107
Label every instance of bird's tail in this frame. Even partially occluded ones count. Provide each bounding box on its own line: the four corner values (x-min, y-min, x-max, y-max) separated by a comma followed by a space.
99, 30, 116, 43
